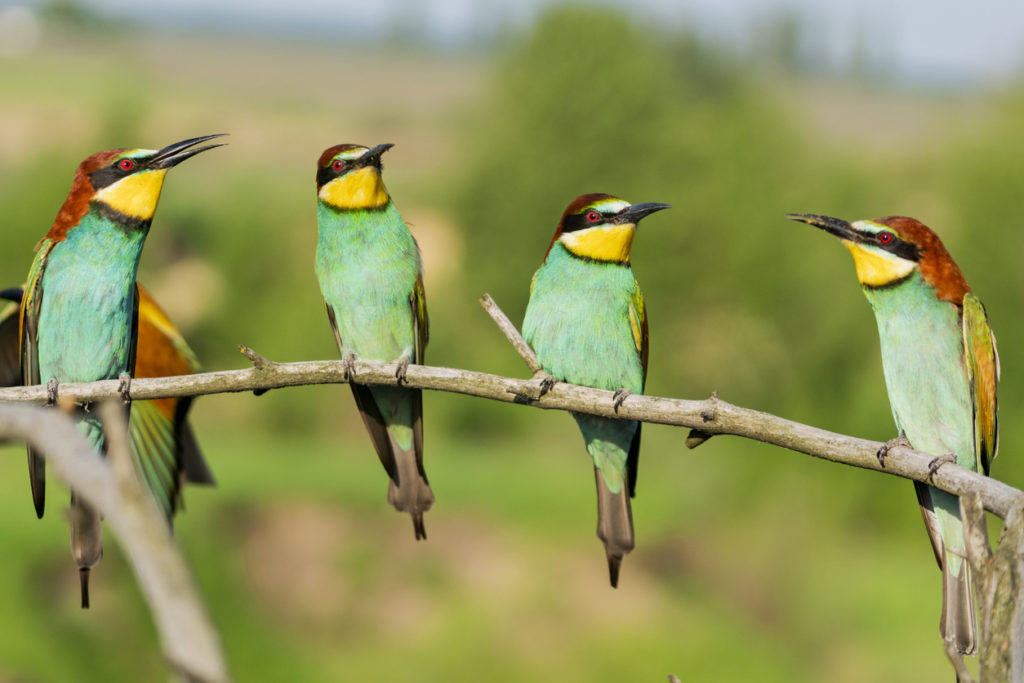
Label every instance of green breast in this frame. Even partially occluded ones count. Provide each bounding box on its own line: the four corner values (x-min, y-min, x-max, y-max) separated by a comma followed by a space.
523, 242, 643, 393
863, 272, 974, 469
315, 202, 421, 361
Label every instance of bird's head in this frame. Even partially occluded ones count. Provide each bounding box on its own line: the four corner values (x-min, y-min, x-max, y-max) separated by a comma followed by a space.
787, 213, 969, 302
48, 134, 225, 240
548, 193, 670, 264
317, 143, 394, 211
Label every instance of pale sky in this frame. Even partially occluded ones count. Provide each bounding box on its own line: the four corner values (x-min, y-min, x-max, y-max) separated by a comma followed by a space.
16, 0, 1024, 86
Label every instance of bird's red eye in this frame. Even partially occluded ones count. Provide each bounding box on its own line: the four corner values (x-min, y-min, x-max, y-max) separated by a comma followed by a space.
586, 211, 601, 223
332, 159, 344, 171
879, 232, 893, 244
118, 159, 135, 171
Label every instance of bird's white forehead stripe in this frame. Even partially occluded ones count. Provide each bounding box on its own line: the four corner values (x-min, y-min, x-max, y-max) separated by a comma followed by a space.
852, 219, 887, 234
593, 198, 630, 214
336, 147, 369, 162
118, 149, 156, 160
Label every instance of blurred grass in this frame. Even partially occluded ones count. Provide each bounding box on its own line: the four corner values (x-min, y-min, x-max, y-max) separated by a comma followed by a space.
0, 4, 1021, 681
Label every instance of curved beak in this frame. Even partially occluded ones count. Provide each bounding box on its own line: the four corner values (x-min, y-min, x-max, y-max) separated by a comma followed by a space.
786, 213, 864, 242
361, 142, 394, 168
615, 202, 671, 225
151, 133, 228, 169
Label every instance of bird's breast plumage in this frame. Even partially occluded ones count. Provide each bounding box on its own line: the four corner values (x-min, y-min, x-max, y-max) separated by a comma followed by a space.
864, 272, 974, 468
523, 243, 644, 393
315, 202, 421, 361
36, 210, 145, 383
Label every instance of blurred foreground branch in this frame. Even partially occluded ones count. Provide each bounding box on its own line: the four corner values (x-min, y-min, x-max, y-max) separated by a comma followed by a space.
0, 403, 229, 683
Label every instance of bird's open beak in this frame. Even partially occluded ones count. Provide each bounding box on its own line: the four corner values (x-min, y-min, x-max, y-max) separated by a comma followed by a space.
151, 134, 228, 169
615, 202, 671, 225
361, 143, 395, 168
786, 213, 864, 242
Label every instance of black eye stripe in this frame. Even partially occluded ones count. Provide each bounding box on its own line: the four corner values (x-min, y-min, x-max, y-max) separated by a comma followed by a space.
873, 233, 921, 262
562, 210, 610, 233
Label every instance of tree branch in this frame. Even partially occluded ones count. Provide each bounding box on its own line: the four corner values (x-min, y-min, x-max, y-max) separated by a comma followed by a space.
0, 403, 230, 683
0, 349, 1018, 522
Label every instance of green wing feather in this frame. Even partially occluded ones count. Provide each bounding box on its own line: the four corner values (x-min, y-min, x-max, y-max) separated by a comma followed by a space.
21, 240, 54, 517
962, 292, 999, 475
625, 282, 647, 497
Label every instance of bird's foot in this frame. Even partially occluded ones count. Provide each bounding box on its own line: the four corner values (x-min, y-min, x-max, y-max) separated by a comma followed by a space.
927, 454, 957, 483
612, 388, 631, 414
342, 352, 357, 381
117, 373, 132, 404
536, 372, 556, 397
876, 435, 911, 469
395, 357, 410, 386
45, 377, 59, 406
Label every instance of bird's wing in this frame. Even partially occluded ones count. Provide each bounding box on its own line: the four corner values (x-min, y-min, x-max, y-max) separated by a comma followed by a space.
625, 283, 648, 497
22, 240, 55, 517
962, 292, 999, 475
131, 286, 214, 520
0, 291, 22, 388
410, 272, 428, 466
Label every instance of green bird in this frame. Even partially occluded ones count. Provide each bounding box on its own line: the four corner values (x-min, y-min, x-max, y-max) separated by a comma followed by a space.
20, 134, 223, 607
315, 143, 433, 539
0, 284, 215, 518
789, 213, 999, 655
522, 193, 670, 587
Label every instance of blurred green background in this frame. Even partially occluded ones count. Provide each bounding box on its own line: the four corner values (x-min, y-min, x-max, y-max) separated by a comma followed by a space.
1, 2, 1023, 681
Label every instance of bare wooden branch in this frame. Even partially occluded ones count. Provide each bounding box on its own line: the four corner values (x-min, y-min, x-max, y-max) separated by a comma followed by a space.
0, 403, 230, 683
0, 353, 1020, 522
479, 293, 542, 374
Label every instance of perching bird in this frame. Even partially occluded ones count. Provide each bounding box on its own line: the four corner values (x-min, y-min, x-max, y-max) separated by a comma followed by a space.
788, 213, 998, 655
522, 193, 670, 587
315, 143, 433, 539
0, 285, 215, 519
20, 134, 223, 607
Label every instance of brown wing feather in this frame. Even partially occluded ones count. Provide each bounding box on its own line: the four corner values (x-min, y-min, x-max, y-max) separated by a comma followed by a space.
962, 293, 999, 475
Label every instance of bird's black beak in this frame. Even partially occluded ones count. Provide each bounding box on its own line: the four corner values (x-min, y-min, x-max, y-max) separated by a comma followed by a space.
360, 143, 394, 169
786, 213, 863, 242
151, 134, 227, 169
615, 202, 671, 225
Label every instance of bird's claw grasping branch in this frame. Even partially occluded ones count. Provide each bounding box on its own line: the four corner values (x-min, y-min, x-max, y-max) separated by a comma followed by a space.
46, 377, 59, 406
875, 435, 911, 469
342, 353, 357, 382
117, 373, 132, 404
612, 388, 631, 413
395, 357, 410, 385
928, 454, 957, 483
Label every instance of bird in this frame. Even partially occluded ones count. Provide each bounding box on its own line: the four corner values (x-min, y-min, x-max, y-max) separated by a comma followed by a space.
0, 285, 215, 518
522, 193, 670, 587
19, 134, 224, 607
788, 213, 998, 655
314, 142, 433, 539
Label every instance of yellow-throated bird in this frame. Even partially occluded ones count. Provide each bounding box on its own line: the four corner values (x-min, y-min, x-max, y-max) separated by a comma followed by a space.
315, 143, 433, 539
523, 193, 670, 587
20, 134, 223, 606
789, 213, 998, 654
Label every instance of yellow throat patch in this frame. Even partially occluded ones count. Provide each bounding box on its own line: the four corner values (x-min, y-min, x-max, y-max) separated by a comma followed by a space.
319, 167, 389, 210
560, 224, 636, 263
844, 240, 916, 287
94, 169, 168, 220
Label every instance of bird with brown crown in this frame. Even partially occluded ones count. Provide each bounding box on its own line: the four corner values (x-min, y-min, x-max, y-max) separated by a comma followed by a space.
522, 193, 670, 587
789, 213, 999, 655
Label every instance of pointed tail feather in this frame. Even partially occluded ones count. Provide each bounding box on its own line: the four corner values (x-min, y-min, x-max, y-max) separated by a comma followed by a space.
594, 467, 634, 588
28, 447, 45, 518
942, 559, 977, 655
386, 442, 434, 541
69, 492, 102, 609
